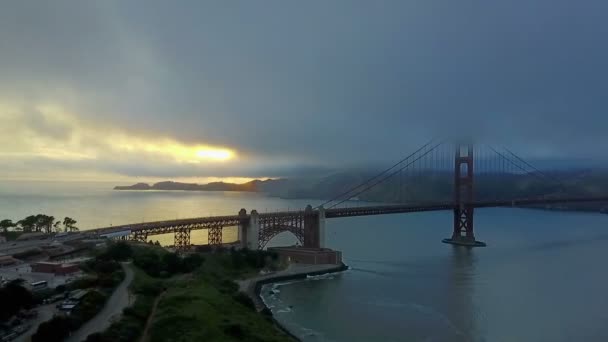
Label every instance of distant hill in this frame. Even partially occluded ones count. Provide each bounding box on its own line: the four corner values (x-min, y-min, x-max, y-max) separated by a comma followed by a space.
115, 180, 264, 192
114, 169, 608, 212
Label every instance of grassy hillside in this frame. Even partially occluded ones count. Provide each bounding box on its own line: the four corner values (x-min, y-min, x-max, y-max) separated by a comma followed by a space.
147, 251, 292, 342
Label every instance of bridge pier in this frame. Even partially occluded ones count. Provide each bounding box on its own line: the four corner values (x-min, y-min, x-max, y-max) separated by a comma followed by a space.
130, 231, 148, 243
208, 224, 223, 246
174, 228, 191, 252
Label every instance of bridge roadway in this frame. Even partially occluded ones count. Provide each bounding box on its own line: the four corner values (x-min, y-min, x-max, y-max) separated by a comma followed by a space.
89, 196, 608, 238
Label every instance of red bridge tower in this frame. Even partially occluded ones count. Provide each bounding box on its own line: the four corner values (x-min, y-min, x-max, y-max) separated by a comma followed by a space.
443, 143, 486, 247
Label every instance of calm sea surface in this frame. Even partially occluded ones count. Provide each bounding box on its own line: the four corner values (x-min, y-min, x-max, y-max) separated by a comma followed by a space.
2, 181, 608, 341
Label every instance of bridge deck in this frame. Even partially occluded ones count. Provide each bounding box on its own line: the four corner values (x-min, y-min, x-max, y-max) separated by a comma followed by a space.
90, 196, 608, 236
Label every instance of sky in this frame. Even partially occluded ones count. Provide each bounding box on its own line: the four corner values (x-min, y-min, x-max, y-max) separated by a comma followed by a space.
1, 1, 607, 182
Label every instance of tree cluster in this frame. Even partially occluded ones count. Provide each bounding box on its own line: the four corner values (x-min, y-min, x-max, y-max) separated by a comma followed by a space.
0, 215, 78, 234
229, 248, 279, 270
133, 247, 204, 277
98, 241, 204, 278
0, 279, 34, 322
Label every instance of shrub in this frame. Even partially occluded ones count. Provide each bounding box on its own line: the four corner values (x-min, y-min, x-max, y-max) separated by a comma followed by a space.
32, 316, 71, 342
133, 248, 162, 277
0, 279, 34, 321
233, 292, 256, 310
103, 242, 133, 261
223, 323, 246, 339
70, 290, 108, 327
68, 276, 98, 290
218, 279, 238, 294
181, 254, 204, 272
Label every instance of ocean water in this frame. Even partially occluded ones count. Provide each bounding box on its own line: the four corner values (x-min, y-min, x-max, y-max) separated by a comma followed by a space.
2, 181, 608, 341
0, 180, 316, 245
263, 209, 608, 342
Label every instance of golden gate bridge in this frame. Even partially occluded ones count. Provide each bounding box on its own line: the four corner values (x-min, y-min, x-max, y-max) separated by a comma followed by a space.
90, 141, 608, 251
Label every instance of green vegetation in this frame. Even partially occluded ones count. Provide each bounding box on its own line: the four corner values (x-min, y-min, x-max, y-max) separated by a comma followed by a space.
0, 279, 34, 321
88, 243, 291, 342
85, 267, 163, 342
0, 214, 79, 234
97, 241, 205, 278
0, 219, 15, 234
31, 316, 72, 342
82, 241, 201, 342
131, 244, 203, 277
146, 249, 291, 342
0, 230, 22, 241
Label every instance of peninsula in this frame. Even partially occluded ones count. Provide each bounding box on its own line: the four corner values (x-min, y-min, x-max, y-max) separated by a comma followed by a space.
114, 180, 277, 192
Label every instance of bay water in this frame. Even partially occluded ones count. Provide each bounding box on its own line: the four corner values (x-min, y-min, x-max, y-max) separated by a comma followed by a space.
2, 181, 608, 341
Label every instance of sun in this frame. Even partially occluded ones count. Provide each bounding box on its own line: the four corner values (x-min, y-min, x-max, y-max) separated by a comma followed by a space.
195, 148, 234, 161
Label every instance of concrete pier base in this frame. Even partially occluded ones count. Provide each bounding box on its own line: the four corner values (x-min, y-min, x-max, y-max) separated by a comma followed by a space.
442, 238, 487, 247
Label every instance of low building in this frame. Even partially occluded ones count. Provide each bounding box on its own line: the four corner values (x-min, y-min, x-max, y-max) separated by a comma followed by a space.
31, 261, 80, 275
0, 236, 6, 244
268, 247, 343, 265
0, 255, 19, 267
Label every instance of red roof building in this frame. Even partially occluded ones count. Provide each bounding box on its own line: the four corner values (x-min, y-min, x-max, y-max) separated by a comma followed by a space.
31, 262, 80, 275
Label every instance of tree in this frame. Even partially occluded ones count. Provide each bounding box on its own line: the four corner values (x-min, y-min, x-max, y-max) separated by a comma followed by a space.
31, 316, 71, 342
36, 215, 55, 234
0, 219, 15, 233
0, 279, 34, 321
133, 249, 162, 276
181, 254, 204, 272
53, 221, 62, 232
18, 215, 38, 232
162, 253, 181, 275
63, 217, 78, 232
103, 242, 132, 261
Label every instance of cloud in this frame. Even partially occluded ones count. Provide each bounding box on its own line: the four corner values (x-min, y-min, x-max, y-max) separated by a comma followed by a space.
0, 101, 330, 179
21, 107, 73, 142
0, 0, 607, 180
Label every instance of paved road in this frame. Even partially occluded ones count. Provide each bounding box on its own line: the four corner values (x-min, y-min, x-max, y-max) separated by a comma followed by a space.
13, 303, 56, 342
66, 262, 134, 342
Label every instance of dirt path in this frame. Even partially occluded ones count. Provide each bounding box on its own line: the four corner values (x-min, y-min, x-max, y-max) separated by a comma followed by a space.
66, 262, 134, 342
139, 291, 165, 342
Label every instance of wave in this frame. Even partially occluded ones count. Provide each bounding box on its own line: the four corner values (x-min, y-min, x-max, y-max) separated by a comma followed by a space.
306, 273, 335, 280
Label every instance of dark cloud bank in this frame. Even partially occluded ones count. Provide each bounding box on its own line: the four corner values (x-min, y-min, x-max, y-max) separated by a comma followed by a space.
1, 1, 607, 178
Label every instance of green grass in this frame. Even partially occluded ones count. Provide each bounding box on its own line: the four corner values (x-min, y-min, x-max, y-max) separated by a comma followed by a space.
89, 247, 292, 342
147, 252, 293, 342
148, 277, 290, 342
130, 265, 165, 295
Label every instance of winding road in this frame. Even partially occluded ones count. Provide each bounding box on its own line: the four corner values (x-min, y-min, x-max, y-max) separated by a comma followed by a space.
66, 262, 134, 342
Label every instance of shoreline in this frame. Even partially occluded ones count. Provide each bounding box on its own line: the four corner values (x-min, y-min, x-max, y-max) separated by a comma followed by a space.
239, 263, 349, 341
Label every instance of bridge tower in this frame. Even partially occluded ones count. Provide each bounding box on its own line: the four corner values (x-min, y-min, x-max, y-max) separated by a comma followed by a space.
303, 205, 326, 248
443, 144, 486, 247
247, 210, 260, 250
238, 208, 249, 249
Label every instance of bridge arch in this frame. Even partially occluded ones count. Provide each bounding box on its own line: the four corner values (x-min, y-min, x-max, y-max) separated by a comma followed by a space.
258, 224, 304, 249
